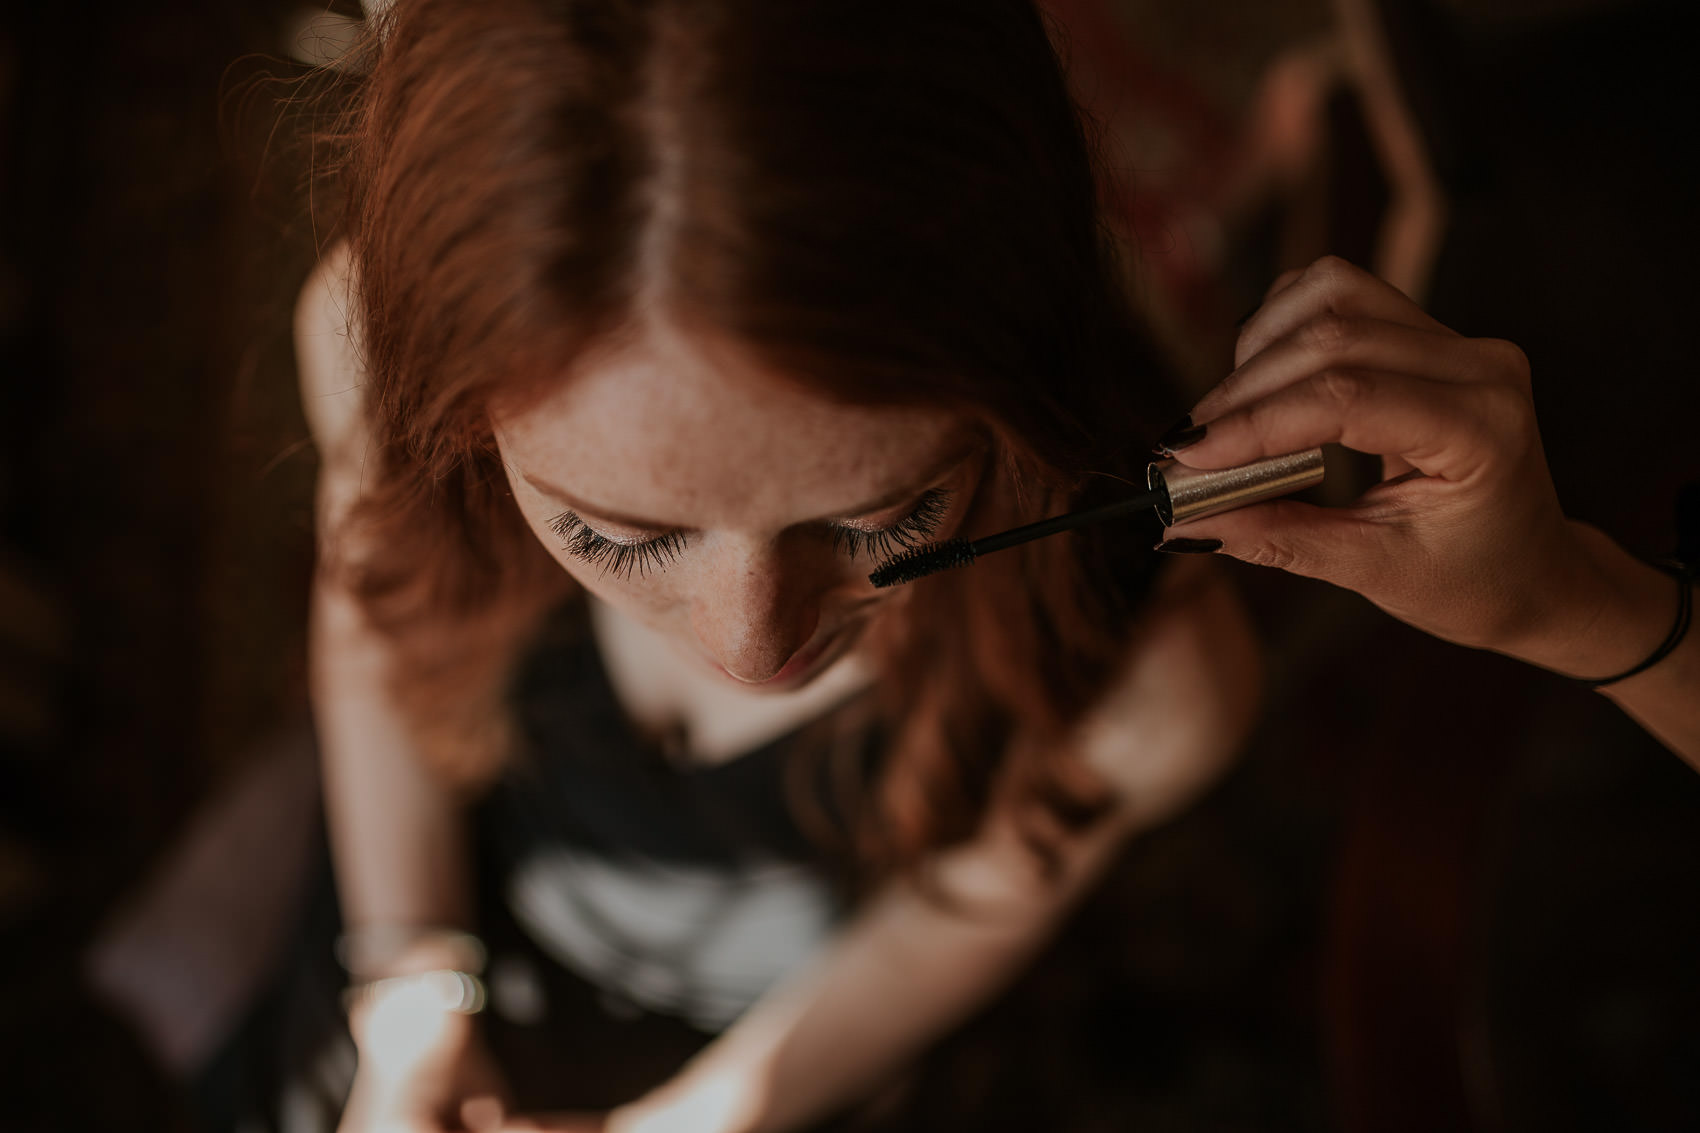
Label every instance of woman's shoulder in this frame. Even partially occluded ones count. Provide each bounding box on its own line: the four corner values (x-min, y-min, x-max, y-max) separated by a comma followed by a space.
293, 240, 366, 463
1072, 557, 1264, 828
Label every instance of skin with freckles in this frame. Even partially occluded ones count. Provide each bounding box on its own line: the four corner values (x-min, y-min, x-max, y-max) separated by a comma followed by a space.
490, 322, 986, 742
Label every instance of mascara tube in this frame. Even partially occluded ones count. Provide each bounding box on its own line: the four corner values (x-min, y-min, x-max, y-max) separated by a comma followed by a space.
1147, 448, 1326, 525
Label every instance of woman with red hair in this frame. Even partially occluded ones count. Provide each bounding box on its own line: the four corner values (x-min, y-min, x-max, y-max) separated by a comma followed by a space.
265, 1, 1697, 1130
292, 3, 1259, 1128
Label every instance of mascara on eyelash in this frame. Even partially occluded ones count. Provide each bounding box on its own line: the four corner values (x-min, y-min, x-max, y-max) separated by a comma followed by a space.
868, 449, 1327, 587
548, 511, 687, 579
831, 488, 953, 559
551, 487, 955, 576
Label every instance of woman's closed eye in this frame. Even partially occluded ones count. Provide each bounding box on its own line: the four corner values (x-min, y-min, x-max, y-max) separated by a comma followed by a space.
547, 487, 955, 580
826, 487, 952, 560
547, 512, 688, 580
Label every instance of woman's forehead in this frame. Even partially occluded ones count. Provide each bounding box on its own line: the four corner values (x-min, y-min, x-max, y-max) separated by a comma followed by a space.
491, 333, 973, 528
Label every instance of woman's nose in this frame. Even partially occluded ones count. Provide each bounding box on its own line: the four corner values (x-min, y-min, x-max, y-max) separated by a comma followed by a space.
689, 546, 821, 683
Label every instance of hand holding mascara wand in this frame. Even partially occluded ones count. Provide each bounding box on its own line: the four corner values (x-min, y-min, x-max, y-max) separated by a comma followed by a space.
873, 255, 1700, 763
869, 449, 1326, 588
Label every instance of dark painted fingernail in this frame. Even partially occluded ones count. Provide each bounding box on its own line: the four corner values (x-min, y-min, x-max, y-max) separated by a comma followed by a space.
1154, 537, 1223, 554
1234, 303, 1260, 329
1153, 416, 1207, 455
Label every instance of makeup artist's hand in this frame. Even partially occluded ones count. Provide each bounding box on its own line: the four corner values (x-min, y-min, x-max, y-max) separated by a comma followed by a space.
1157, 255, 1674, 682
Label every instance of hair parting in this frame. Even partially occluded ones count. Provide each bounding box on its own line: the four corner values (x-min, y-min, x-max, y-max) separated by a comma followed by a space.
307, 0, 1178, 880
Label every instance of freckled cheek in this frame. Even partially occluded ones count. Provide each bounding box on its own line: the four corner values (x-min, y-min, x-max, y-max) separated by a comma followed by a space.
555, 553, 689, 615
520, 518, 685, 615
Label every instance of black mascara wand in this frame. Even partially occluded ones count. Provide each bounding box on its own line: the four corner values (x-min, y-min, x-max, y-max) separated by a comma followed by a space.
868, 486, 1168, 589
867, 448, 1330, 589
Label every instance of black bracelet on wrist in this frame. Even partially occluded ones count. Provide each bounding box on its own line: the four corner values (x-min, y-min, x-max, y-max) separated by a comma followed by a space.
1578, 557, 1695, 689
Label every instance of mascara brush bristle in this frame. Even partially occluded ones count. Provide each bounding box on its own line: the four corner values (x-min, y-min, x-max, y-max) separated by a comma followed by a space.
868, 538, 979, 589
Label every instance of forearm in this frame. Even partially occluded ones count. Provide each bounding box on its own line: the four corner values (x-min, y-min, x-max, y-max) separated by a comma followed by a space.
296, 243, 473, 955
1504, 521, 1699, 767
617, 821, 1120, 1133
311, 579, 475, 958
657, 896, 1038, 1132
1603, 622, 1700, 770
1576, 526, 1700, 766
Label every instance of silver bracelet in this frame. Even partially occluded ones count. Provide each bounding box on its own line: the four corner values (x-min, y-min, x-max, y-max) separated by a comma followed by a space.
334, 925, 487, 979
342, 967, 488, 1016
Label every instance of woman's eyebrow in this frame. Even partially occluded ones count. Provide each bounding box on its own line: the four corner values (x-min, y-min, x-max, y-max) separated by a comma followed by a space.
521, 446, 976, 530
523, 476, 672, 529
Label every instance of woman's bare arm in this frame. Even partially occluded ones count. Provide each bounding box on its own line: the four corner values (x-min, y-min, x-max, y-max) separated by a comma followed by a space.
296, 245, 474, 967
595, 563, 1259, 1133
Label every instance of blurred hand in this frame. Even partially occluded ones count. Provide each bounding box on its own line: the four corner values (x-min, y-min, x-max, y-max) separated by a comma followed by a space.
339, 978, 509, 1133
1160, 255, 1655, 675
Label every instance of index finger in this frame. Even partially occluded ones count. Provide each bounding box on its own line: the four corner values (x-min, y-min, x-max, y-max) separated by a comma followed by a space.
1178, 369, 1511, 485
1196, 317, 1492, 433
1231, 256, 1451, 373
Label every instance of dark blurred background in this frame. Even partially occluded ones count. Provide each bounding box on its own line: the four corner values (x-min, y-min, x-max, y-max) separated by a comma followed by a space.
1, 0, 1697, 1129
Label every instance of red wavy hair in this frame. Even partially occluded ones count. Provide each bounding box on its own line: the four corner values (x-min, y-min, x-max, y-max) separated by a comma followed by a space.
317, 0, 1176, 879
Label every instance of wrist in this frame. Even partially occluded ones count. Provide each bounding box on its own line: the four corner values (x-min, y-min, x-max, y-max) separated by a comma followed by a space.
337, 924, 486, 982
339, 924, 489, 1057
346, 968, 486, 1068
1503, 521, 1676, 680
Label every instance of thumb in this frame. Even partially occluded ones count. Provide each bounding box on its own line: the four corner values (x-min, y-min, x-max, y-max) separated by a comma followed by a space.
1163, 498, 1394, 597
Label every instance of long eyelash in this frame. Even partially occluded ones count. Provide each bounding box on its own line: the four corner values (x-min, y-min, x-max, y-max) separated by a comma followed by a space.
830, 488, 953, 560
548, 512, 687, 580
547, 488, 952, 578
